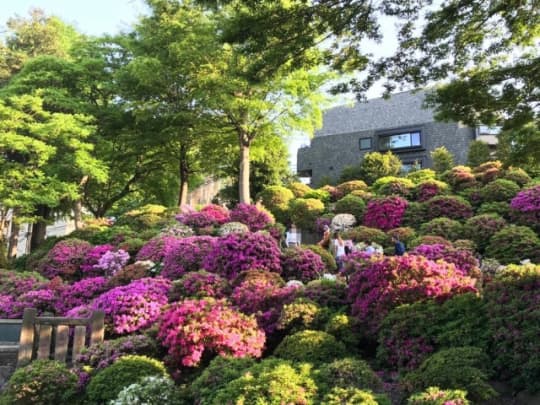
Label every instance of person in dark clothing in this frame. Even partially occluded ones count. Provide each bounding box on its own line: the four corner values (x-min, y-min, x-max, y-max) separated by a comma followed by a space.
391, 235, 406, 256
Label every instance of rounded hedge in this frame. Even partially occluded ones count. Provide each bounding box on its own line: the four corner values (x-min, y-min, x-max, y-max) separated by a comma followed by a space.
336, 180, 368, 196
273, 329, 348, 365
485, 225, 540, 264
462, 214, 506, 252
288, 181, 312, 198
334, 194, 366, 222
407, 387, 470, 405
406, 169, 437, 184
111, 375, 183, 405
281, 247, 325, 283
322, 387, 391, 405
315, 357, 383, 394
414, 180, 449, 202
479, 179, 520, 203
477, 201, 510, 218
423, 196, 473, 221
372, 176, 415, 198
304, 244, 337, 272
257, 185, 294, 224
420, 218, 464, 241
288, 198, 325, 231
503, 167, 531, 186
342, 226, 388, 246
86, 355, 168, 404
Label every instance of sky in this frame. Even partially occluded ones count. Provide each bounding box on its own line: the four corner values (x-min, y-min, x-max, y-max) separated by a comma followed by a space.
0, 0, 402, 170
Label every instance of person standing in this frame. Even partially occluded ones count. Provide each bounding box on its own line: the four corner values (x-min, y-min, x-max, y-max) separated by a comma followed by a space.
318, 225, 331, 250
392, 235, 406, 256
332, 231, 346, 270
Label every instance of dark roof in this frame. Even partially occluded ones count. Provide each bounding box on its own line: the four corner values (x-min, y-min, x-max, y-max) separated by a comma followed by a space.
316, 90, 436, 137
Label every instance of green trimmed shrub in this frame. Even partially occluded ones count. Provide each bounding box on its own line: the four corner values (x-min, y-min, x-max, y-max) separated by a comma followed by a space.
287, 182, 312, 198
257, 185, 294, 224
0, 360, 78, 405
116, 204, 172, 231
212, 358, 317, 405
407, 387, 470, 405
288, 198, 325, 231
276, 298, 328, 333
387, 227, 417, 246
431, 147, 455, 174
372, 176, 415, 198
409, 235, 453, 249
336, 180, 369, 196
322, 387, 391, 405
424, 196, 473, 221
406, 169, 436, 184
462, 214, 506, 252
402, 202, 427, 228
324, 313, 360, 350
402, 347, 496, 403
190, 356, 256, 404
86, 355, 168, 404
304, 278, 348, 309
359, 151, 402, 185
339, 164, 364, 183
477, 201, 510, 218
420, 218, 464, 241
441, 166, 477, 190
334, 194, 366, 222
485, 225, 540, 264
342, 226, 388, 246
304, 245, 337, 272
467, 140, 491, 168
304, 188, 331, 203
503, 167, 531, 186
316, 357, 383, 394
111, 375, 183, 405
273, 330, 347, 365
479, 179, 520, 203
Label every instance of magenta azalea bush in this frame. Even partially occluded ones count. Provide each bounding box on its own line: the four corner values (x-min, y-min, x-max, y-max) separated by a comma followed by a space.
415, 180, 449, 202
91, 277, 171, 335
92, 249, 130, 276
158, 298, 265, 367
363, 196, 408, 231
80, 244, 115, 276
409, 244, 479, 277
203, 232, 281, 279
0, 270, 46, 297
9, 288, 57, 318
55, 277, 109, 315
200, 204, 230, 224
230, 203, 275, 232
348, 255, 477, 335
37, 239, 93, 280
424, 196, 473, 221
161, 236, 217, 280
169, 270, 230, 301
280, 247, 325, 283
510, 185, 540, 230
135, 235, 180, 263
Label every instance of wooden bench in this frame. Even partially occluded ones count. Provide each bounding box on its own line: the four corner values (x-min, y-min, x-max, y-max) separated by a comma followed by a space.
17, 308, 105, 368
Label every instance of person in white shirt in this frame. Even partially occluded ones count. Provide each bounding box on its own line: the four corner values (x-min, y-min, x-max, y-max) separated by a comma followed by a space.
364, 241, 376, 255
332, 231, 346, 270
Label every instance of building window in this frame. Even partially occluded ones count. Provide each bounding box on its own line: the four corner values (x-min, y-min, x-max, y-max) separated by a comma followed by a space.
401, 160, 422, 173
379, 131, 422, 151
359, 137, 372, 150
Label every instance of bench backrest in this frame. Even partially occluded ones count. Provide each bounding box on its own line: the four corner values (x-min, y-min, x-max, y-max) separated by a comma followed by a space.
17, 308, 105, 368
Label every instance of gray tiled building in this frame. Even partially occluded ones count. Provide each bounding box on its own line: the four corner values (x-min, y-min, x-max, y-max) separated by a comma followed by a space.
297, 90, 477, 186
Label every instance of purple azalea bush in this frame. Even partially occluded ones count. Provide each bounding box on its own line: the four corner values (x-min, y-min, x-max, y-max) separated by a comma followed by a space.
80, 244, 115, 276
37, 239, 93, 280
55, 277, 109, 315
510, 185, 540, 230
135, 236, 180, 263
363, 196, 408, 231
161, 236, 217, 280
230, 203, 275, 232
169, 270, 230, 301
410, 244, 480, 276
280, 247, 325, 283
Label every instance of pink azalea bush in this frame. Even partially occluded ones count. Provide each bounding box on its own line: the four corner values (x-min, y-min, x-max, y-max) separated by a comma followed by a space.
280, 247, 325, 283
55, 277, 109, 315
135, 235, 179, 263
363, 196, 408, 231
415, 180, 449, 202
91, 277, 171, 335
161, 236, 217, 280
157, 298, 265, 367
37, 239, 93, 280
80, 244, 115, 276
168, 270, 230, 301
176, 204, 229, 229
5, 289, 58, 318
347, 255, 478, 335
0, 270, 46, 297
409, 244, 479, 277
230, 203, 275, 232
424, 196, 473, 221
203, 232, 281, 280
510, 185, 540, 230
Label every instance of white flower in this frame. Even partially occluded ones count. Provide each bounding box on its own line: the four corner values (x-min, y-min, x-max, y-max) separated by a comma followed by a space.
331, 213, 357, 230
218, 221, 249, 235
322, 273, 337, 281
286, 280, 304, 288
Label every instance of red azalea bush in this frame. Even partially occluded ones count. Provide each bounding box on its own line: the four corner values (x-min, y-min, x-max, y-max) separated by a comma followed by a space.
169, 270, 230, 301
200, 204, 230, 224
510, 185, 540, 230
55, 277, 109, 315
462, 214, 507, 252
91, 277, 171, 335
409, 244, 480, 277
135, 235, 180, 263
230, 203, 275, 232
203, 232, 281, 280
442, 166, 477, 190
363, 196, 408, 231
423, 196, 473, 221
280, 247, 325, 283
161, 236, 217, 280
80, 244, 115, 276
420, 218, 464, 241
347, 255, 477, 335
37, 239, 93, 280
231, 274, 299, 334
158, 298, 265, 367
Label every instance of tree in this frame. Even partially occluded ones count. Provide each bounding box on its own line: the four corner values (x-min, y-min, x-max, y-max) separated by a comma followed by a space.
431, 147, 455, 174
467, 140, 491, 168
497, 123, 540, 176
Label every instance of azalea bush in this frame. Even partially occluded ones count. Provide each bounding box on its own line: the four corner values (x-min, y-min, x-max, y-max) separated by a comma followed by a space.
409, 235, 453, 249
473, 160, 502, 183
406, 169, 436, 184
334, 194, 366, 222
409, 244, 479, 276
257, 185, 294, 224
160, 236, 216, 280
503, 167, 531, 186
37, 238, 92, 280
55, 276, 108, 315
480, 179, 520, 203
342, 225, 388, 245
158, 298, 265, 368
91, 277, 171, 335
135, 235, 179, 263
288, 181, 312, 197
92, 249, 130, 276
230, 203, 274, 231
420, 218, 464, 241
423, 196, 473, 221
387, 227, 417, 245
203, 232, 281, 280
485, 225, 540, 264
363, 196, 408, 231
281, 247, 325, 283
407, 387, 470, 405
402, 201, 427, 228
372, 176, 415, 198
336, 180, 368, 196
217, 221, 249, 236
477, 201, 510, 218
304, 244, 337, 272
169, 270, 230, 301
0, 270, 45, 297
322, 387, 391, 405
111, 375, 183, 405
315, 357, 383, 395
348, 255, 477, 335
1, 288, 58, 318
107, 261, 153, 287
442, 166, 477, 190
462, 214, 507, 252
273, 329, 347, 365
510, 185, 540, 230
288, 198, 325, 231
80, 244, 115, 276
175, 204, 228, 229
304, 278, 348, 309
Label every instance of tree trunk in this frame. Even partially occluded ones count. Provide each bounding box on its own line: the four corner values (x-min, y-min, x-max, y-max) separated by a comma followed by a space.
30, 205, 51, 252
239, 138, 251, 204
73, 200, 84, 230
177, 145, 190, 208
8, 217, 20, 259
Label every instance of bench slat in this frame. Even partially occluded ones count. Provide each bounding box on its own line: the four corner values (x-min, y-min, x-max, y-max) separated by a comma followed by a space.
17, 308, 36, 367
54, 325, 69, 362
72, 326, 86, 362
37, 325, 52, 360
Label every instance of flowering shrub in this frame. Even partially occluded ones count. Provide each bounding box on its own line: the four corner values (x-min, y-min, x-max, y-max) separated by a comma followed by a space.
410, 244, 479, 276
161, 236, 216, 280
363, 196, 408, 231
92, 277, 171, 335
257, 185, 295, 223
80, 244, 115, 276
485, 225, 540, 264
334, 194, 366, 222
37, 238, 92, 280
510, 185, 540, 230
159, 223, 194, 238
168, 270, 229, 301
414, 180, 449, 202
55, 277, 108, 315
157, 298, 265, 367
442, 166, 477, 190
319, 184, 343, 201
304, 244, 337, 272
480, 179, 520, 203
230, 203, 275, 232
304, 278, 348, 309
420, 218, 464, 241
92, 249, 130, 276
462, 214, 506, 252
340, 251, 380, 279
107, 261, 153, 287
288, 198, 325, 231
135, 235, 179, 263
348, 255, 477, 335
175, 205, 226, 229
231, 273, 299, 333
402, 202, 427, 228
407, 387, 470, 405
200, 204, 230, 224
336, 180, 368, 195
477, 201, 510, 218
217, 221, 249, 236
0, 270, 46, 297
203, 232, 281, 279
409, 235, 453, 249
0, 287, 58, 318
424, 196, 473, 221
273, 329, 347, 365
111, 375, 182, 405
473, 160, 502, 183
484, 264, 540, 392
281, 247, 325, 283
372, 176, 415, 198
276, 298, 325, 333
342, 225, 388, 245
